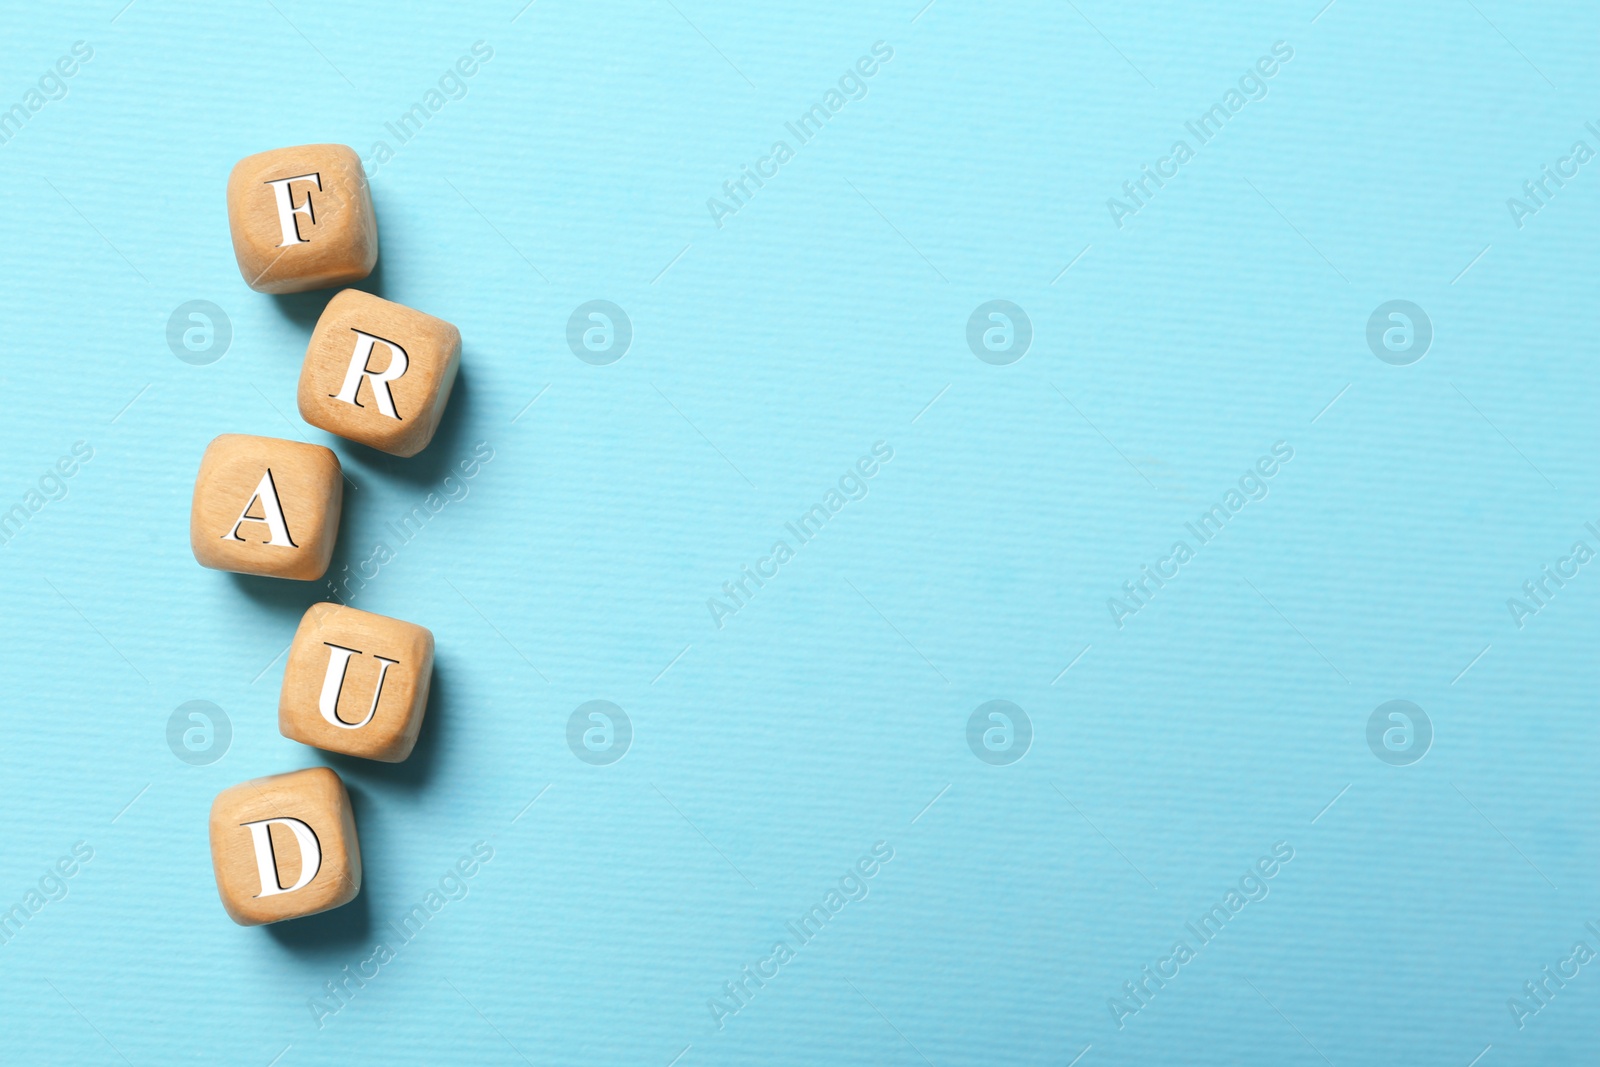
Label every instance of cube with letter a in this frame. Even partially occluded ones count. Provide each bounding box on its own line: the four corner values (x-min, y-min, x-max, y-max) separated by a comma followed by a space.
209, 767, 361, 925
279, 602, 435, 762
299, 289, 461, 457
226, 144, 378, 294
190, 434, 342, 581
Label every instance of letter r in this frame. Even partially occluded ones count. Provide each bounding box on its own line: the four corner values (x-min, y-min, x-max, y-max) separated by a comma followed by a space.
334, 330, 409, 420
264, 172, 322, 247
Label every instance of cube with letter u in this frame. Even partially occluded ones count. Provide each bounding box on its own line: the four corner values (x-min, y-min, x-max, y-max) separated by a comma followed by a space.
279, 602, 435, 762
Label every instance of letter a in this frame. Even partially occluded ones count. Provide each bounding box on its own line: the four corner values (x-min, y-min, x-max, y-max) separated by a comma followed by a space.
707, 197, 737, 228
265, 172, 322, 246
241, 817, 322, 897
222, 469, 296, 546
708, 995, 737, 1029
1107, 197, 1138, 229
320, 643, 398, 729
1108, 996, 1139, 1029
333, 330, 409, 420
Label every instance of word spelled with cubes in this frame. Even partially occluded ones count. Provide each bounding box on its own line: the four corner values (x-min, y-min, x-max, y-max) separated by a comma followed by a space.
300, 289, 461, 457
201, 143, 458, 925
280, 603, 435, 763
226, 144, 378, 294
209, 768, 361, 926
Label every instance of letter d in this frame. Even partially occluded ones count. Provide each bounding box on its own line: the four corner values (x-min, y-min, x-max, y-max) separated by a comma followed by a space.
241, 818, 321, 897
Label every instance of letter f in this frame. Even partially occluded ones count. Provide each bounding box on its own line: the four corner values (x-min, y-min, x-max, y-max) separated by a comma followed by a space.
264, 172, 322, 247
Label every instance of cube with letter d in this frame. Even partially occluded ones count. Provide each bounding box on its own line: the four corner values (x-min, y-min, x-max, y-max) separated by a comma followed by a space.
209, 767, 361, 925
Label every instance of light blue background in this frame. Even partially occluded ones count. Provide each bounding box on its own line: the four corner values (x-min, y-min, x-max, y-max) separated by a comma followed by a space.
1, 1, 1597, 1063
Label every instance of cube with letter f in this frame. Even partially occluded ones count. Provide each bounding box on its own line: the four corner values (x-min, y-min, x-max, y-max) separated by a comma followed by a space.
226, 144, 378, 294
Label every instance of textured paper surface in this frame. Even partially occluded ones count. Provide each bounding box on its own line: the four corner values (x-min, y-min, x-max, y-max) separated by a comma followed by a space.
0, 2, 1596, 1064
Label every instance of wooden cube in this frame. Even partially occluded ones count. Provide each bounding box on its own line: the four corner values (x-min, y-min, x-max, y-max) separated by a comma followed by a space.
209, 766, 361, 926
190, 434, 342, 581
226, 144, 378, 294
298, 289, 461, 457
279, 602, 434, 762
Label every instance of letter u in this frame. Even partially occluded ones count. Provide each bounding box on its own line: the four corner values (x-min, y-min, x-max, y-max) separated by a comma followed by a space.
320, 643, 398, 729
